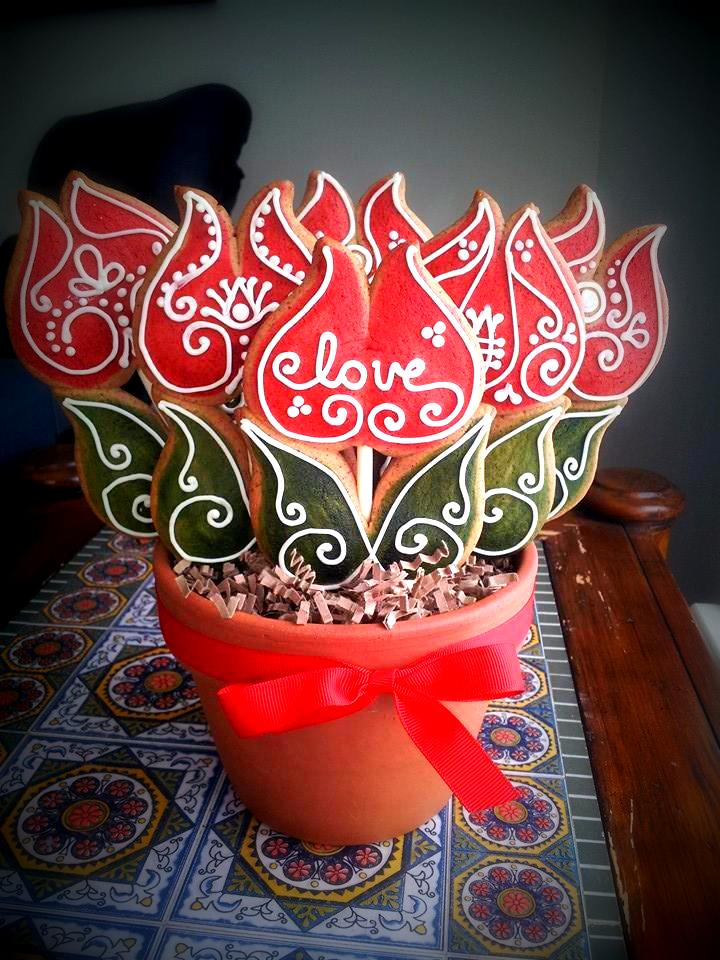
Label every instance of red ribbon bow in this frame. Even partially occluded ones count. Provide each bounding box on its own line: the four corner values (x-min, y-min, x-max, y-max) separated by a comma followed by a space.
157, 595, 533, 812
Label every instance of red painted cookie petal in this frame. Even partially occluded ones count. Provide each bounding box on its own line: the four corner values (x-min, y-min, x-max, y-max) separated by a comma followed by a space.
7, 174, 173, 390
356, 172, 431, 273
237, 181, 314, 301
365, 244, 485, 455
297, 171, 355, 245
137, 189, 265, 401
469, 207, 585, 411
545, 185, 605, 279
572, 225, 667, 400
422, 190, 503, 315
244, 239, 370, 447
67, 175, 174, 244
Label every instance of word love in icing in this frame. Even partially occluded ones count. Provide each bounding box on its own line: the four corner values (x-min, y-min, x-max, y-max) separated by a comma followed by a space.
137, 182, 315, 402
243, 238, 485, 456
355, 172, 432, 276
572, 225, 667, 400
7, 174, 175, 389
425, 200, 585, 411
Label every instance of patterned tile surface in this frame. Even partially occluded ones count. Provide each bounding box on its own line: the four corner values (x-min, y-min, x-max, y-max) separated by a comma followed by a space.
0, 529, 626, 959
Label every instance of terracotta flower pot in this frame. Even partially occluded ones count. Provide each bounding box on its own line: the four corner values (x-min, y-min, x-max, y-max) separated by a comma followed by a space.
154, 542, 538, 844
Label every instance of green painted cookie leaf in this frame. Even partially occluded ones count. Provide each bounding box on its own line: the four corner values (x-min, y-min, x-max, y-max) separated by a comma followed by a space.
477, 406, 564, 556
62, 392, 165, 538
549, 404, 624, 519
155, 401, 254, 563
241, 420, 372, 588
372, 416, 492, 571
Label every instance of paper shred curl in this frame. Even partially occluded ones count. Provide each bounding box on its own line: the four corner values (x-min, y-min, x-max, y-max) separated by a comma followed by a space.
173, 548, 518, 628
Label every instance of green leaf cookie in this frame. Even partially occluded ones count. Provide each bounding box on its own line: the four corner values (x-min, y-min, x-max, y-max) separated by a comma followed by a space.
62, 390, 165, 538
154, 400, 254, 563
241, 418, 372, 588
548, 400, 626, 520
371, 415, 493, 571
477, 403, 566, 556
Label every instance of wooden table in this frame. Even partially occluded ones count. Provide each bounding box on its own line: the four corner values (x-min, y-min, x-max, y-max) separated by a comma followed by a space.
4, 455, 719, 956
543, 469, 720, 956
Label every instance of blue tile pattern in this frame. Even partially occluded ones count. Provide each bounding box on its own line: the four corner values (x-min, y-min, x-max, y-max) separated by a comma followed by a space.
0, 529, 626, 959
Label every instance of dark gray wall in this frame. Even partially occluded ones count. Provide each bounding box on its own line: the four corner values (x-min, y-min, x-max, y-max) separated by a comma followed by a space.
595, 1, 719, 601
0, 0, 716, 599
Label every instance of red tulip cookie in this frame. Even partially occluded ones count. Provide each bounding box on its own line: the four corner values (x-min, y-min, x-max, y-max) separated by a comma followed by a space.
424, 199, 585, 412
6, 172, 175, 390
570, 224, 667, 400
135, 181, 315, 403
242, 236, 485, 457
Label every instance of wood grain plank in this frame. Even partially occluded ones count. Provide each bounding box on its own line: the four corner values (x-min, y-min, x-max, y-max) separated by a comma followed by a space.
629, 528, 720, 742
543, 515, 720, 956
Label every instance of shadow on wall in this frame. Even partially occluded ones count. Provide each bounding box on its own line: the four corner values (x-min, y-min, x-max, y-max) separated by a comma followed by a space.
0, 83, 251, 463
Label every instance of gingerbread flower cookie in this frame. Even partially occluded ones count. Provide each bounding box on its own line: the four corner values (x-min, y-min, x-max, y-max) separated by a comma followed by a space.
242, 237, 485, 456
571, 225, 668, 401
135, 181, 315, 403
6, 173, 175, 390
541, 185, 668, 518
422, 199, 585, 412
4, 168, 670, 583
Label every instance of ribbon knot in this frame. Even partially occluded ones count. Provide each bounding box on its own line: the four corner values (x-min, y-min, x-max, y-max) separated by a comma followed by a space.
157, 593, 534, 813
366, 666, 396, 696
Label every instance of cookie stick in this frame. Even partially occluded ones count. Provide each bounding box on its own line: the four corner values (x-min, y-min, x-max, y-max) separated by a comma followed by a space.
356, 443, 374, 521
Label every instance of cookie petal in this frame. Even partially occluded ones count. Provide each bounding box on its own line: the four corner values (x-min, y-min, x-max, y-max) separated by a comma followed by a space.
477, 402, 567, 555
371, 413, 493, 570
548, 399, 626, 520
153, 401, 253, 562
62, 390, 165, 537
240, 418, 372, 588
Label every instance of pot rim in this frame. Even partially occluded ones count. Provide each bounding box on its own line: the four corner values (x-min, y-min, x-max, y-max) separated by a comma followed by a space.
154, 541, 538, 654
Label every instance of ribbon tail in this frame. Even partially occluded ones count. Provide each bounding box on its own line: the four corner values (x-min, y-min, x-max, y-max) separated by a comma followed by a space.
395, 691, 518, 811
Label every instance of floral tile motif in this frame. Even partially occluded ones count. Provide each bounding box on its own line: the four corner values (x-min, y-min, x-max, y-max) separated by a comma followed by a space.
453, 776, 570, 857
493, 660, 548, 710
490, 658, 557, 734
116, 581, 159, 631
173, 780, 446, 949
45, 587, 126, 626
39, 631, 210, 744
452, 856, 585, 957
109, 532, 156, 556
0, 737, 220, 918
2, 627, 92, 674
520, 621, 543, 658
0, 673, 54, 730
0, 627, 95, 732
156, 930, 414, 960
1, 909, 155, 960
480, 709, 560, 775
79, 554, 152, 588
